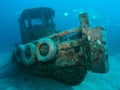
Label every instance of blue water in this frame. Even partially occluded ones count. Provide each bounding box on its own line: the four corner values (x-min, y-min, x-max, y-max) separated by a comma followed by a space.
0, 0, 120, 55
0, 1, 120, 89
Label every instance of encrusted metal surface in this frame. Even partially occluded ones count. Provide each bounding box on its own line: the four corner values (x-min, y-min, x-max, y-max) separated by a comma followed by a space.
13, 9, 109, 85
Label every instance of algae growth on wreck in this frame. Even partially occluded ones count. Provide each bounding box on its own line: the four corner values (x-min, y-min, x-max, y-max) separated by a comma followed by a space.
0, 0, 120, 90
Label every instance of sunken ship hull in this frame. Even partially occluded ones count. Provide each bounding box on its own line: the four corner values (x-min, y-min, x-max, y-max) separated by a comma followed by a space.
13, 7, 109, 85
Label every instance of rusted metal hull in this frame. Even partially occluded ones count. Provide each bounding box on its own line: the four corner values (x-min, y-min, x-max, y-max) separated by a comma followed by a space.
24, 60, 87, 85
13, 11, 109, 85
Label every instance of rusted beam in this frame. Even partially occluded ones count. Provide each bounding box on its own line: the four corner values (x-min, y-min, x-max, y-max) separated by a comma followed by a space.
79, 13, 89, 28
49, 28, 81, 39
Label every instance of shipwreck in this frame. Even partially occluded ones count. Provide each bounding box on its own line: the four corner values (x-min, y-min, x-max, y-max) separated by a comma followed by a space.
12, 7, 109, 85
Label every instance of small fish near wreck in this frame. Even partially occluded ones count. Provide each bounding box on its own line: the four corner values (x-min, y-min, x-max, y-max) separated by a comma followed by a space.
12, 7, 109, 85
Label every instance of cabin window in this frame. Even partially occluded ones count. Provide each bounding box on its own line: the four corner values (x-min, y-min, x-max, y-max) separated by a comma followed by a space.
31, 18, 42, 26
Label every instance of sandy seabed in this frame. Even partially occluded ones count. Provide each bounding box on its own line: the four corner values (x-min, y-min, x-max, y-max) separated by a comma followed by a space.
0, 52, 120, 90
